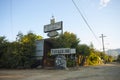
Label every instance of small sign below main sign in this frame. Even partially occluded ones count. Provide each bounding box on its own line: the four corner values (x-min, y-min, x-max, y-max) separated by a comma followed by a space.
47, 31, 58, 37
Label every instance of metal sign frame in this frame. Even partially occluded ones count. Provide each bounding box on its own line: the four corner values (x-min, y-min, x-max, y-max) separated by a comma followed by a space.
44, 21, 63, 33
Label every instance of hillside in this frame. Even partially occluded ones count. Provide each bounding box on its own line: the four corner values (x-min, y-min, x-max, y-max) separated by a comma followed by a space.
106, 48, 120, 56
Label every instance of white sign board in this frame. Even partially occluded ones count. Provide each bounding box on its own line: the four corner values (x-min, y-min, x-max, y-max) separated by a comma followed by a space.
51, 48, 76, 55
70, 49, 76, 53
36, 40, 44, 56
44, 21, 62, 33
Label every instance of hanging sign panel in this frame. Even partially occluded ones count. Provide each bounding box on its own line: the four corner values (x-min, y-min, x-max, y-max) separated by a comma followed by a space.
47, 31, 58, 37
44, 21, 63, 33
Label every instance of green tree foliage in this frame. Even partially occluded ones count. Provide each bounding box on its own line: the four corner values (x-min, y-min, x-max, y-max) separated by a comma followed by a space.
16, 32, 42, 68
18, 31, 42, 44
0, 36, 9, 68
107, 55, 113, 62
77, 44, 90, 56
76, 43, 114, 66
54, 31, 80, 48
0, 36, 7, 58
98, 52, 113, 63
76, 44, 90, 66
0, 32, 42, 68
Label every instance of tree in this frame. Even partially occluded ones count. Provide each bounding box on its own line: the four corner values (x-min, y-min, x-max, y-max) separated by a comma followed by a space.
54, 31, 80, 48
0, 32, 43, 68
0, 36, 9, 68
77, 44, 90, 56
76, 44, 90, 66
16, 31, 43, 68
18, 31, 42, 44
16, 31, 23, 42
108, 55, 113, 62
0, 36, 7, 58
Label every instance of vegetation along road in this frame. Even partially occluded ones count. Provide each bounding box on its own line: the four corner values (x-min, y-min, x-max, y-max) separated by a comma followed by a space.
0, 62, 120, 80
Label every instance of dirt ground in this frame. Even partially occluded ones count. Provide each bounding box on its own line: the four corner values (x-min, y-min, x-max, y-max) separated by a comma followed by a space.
0, 62, 120, 80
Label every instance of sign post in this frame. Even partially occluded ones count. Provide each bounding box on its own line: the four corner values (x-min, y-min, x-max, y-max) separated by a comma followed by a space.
44, 17, 63, 37
42, 18, 76, 69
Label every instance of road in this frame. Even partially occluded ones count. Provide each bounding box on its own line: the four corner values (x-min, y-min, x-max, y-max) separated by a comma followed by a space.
0, 62, 120, 80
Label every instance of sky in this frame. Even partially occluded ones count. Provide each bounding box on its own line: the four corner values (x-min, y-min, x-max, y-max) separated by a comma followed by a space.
0, 0, 120, 50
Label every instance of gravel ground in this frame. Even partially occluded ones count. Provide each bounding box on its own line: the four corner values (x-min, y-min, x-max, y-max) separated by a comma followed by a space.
0, 62, 120, 80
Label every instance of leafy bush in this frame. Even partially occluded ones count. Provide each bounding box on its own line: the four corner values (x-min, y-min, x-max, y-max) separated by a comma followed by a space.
0, 32, 42, 69
117, 55, 120, 63
67, 59, 76, 67
87, 53, 102, 65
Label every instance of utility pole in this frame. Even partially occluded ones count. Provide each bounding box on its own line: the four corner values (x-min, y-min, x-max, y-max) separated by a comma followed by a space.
100, 34, 106, 54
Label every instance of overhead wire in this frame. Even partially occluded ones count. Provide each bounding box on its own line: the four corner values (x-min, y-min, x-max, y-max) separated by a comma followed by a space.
72, 0, 100, 44
10, 0, 13, 41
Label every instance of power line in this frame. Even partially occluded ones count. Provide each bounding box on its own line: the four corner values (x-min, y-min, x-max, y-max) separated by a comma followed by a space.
10, 0, 13, 41
72, 0, 100, 43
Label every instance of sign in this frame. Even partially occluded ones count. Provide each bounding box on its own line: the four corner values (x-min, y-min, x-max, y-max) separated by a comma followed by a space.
44, 21, 62, 33
70, 49, 76, 53
36, 40, 44, 56
47, 31, 58, 37
51, 48, 76, 55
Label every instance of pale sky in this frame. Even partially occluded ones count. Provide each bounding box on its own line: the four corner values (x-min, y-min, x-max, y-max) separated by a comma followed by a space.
0, 0, 120, 50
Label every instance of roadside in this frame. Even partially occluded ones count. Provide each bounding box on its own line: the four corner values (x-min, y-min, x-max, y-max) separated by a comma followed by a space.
0, 62, 120, 80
